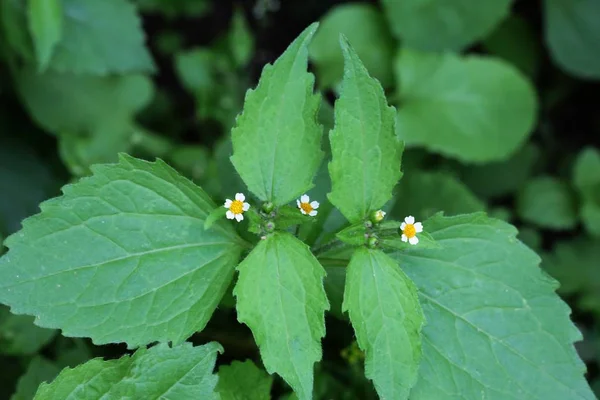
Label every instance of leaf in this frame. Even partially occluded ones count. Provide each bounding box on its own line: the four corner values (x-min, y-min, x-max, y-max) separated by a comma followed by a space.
343, 248, 424, 399
395, 50, 537, 163
234, 232, 329, 400
27, 0, 63, 71
380, 0, 513, 51
572, 147, 600, 236
379, 231, 441, 252
309, 3, 395, 89
391, 213, 594, 399
544, 0, 600, 79
328, 37, 402, 223
0, 155, 243, 347
228, 7, 254, 68
11, 357, 61, 400
0, 306, 57, 356
34, 342, 223, 399
517, 176, 578, 230
231, 23, 323, 206
391, 171, 485, 221
216, 360, 273, 400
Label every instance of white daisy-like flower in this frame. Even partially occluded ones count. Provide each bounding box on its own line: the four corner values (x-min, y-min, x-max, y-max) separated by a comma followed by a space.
400, 215, 423, 245
374, 210, 386, 222
297, 194, 319, 217
224, 193, 250, 222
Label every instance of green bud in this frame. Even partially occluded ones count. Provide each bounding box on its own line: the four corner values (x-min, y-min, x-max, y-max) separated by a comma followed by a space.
262, 202, 274, 213
367, 236, 379, 248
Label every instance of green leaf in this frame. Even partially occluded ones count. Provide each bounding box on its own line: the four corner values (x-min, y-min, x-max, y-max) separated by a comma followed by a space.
381, 0, 513, 51
343, 248, 424, 399
229, 7, 254, 68
395, 50, 537, 163
328, 37, 402, 223
572, 147, 600, 236
216, 360, 273, 400
27, 0, 63, 71
336, 223, 368, 247
234, 232, 329, 400
379, 231, 441, 252
310, 4, 395, 89
391, 213, 593, 399
231, 23, 323, 206
34, 342, 223, 399
0, 306, 57, 356
391, 171, 485, 221
0, 155, 243, 347
517, 176, 578, 230
11, 357, 61, 400
545, 0, 600, 79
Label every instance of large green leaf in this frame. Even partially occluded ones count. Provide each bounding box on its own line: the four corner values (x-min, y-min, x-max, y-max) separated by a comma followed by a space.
395, 50, 537, 163
517, 176, 578, 230
0, 306, 56, 356
381, 0, 513, 51
34, 342, 222, 399
27, 0, 63, 71
343, 248, 424, 399
545, 0, 600, 79
216, 360, 273, 400
234, 232, 329, 400
328, 38, 402, 223
231, 23, 323, 206
0, 155, 243, 347
391, 213, 593, 399
309, 4, 395, 89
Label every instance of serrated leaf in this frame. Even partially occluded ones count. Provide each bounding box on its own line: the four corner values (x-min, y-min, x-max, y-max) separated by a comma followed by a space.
231, 23, 323, 206
328, 38, 402, 223
216, 360, 273, 400
310, 4, 395, 89
0, 306, 56, 356
517, 176, 578, 230
381, 0, 513, 51
34, 342, 222, 399
234, 232, 329, 400
27, 0, 63, 71
343, 248, 424, 399
11, 357, 61, 400
0, 155, 243, 347
391, 213, 594, 399
545, 0, 600, 79
395, 50, 537, 163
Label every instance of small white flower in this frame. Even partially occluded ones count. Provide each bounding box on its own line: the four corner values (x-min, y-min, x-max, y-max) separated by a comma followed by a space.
400, 215, 423, 245
224, 193, 250, 222
297, 194, 319, 217
374, 210, 386, 222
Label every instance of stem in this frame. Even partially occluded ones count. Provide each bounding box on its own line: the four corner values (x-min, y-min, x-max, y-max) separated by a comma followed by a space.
312, 238, 348, 257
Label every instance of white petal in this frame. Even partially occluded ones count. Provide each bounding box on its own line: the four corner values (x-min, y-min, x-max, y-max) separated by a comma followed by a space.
414, 222, 423, 233
301, 194, 309, 203
226, 210, 235, 219
224, 199, 232, 208
400, 222, 406, 230
401, 234, 408, 242
309, 210, 318, 216
380, 211, 386, 217
310, 201, 319, 209
409, 236, 419, 245
242, 202, 250, 211
300, 208, 307, 215
405, 215, 415, 224
235, 213, 244, 222
297, 199, 301, 208
235, 193, 245, 201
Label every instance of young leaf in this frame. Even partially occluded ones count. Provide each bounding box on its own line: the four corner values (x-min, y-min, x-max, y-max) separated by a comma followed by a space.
0, 306, 56, 356
34, 342, 223, 399
216, 360, 273, 400
517, 176, 578, 230
343, 248, 424, 399
395, 50, 537, 163
27, 0, 63, 71
0, 155, 243, 347
392, 213, 594, 399
381, 0, 513, 51
328, 37, 402, 223
234, 232, 329, 400
231, 23, 323, 206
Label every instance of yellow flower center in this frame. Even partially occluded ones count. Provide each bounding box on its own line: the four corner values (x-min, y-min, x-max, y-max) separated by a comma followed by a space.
403, 224, 416, 238
300, 202, 313, 214
230, 200, 244, 214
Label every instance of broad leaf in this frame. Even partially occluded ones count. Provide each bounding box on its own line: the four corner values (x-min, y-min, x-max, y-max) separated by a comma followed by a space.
381, 0, 513, 51
216, 360, 273, 400
392, 213, 594, 399
34, 342, 222, 399
545, 0, 600, 79
27, 0, 63, 71
395, 50, 537, 163
343, 248, 424, 399
0, 155, 243, 347
328, 38, 402, 223
234, 232, 329, 400
310, 4, 395, 89
11, 357, 61, 400
231, 23, 323, 206
517, 176, 578, 230
0, 306, 56, 356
